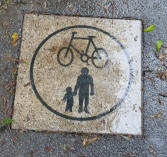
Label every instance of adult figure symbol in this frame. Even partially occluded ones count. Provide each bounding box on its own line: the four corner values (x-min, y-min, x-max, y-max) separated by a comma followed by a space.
73, 67, 94, 114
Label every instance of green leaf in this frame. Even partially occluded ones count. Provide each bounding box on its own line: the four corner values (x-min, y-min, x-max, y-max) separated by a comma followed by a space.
15, 0, 27, 5
144, 25, 156, 32
6, 0, 10, 5
156, 40, 163, 51
0, 118, 13, 125
63, 144, 67, 151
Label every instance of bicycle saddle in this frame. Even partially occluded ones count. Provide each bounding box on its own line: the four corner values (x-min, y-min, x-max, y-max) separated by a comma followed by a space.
72, 32, 77, 34
88, 35, 96, 38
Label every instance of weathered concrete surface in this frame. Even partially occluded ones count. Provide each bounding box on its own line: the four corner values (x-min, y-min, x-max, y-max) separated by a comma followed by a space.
12, 14, 142, 135
0, 0, 167, 156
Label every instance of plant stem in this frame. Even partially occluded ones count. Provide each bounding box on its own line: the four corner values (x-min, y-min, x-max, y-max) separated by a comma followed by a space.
3, 97, 16, 144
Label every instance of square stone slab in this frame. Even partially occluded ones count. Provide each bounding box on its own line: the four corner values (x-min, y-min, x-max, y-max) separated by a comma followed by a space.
12, 13, 142, 135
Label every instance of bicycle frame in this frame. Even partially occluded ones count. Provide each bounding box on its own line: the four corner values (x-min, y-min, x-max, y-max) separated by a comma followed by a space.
66, 33, 97, 57
57, 32, 108, 68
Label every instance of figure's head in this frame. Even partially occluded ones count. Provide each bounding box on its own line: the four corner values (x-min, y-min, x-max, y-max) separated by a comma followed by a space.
81, 67, 89, 75
66, 87, 72, 93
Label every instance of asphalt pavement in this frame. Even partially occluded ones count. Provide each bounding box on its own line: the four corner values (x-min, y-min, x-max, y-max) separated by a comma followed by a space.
0, 0, 167, 156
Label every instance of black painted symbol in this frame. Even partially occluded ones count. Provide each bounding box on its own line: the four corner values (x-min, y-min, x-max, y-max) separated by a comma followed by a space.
30, 25, 133, 121
62, 67, 94, 114
73, 67, 94, 114
57, 32, 108, 68
62, 87, 74, 112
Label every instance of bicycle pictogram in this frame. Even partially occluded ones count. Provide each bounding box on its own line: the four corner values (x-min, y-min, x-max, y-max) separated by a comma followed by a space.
57, 32, 109, 68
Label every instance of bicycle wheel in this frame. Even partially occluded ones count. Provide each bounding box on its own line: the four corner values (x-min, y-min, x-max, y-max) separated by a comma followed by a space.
92, 48, 108, 68
57, 47, 74, 67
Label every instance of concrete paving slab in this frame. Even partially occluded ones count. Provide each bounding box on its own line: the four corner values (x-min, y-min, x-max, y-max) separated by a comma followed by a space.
12, 14, 142, 135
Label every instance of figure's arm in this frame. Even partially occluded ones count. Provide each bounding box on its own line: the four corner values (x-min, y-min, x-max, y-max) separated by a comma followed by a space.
90, 76, 94, 95
62, 94, 67, 102
73, 77, 80, 95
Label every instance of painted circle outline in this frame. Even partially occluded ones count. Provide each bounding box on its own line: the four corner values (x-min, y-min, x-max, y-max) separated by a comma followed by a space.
30, 25, 133, 121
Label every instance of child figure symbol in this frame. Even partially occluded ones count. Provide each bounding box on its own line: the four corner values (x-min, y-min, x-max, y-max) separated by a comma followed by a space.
62, 87, 74, 112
